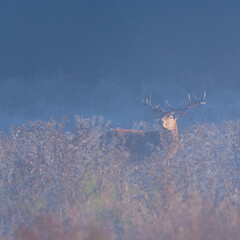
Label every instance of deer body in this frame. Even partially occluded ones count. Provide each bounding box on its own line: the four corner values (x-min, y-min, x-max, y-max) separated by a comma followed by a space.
107, 129, 161, 157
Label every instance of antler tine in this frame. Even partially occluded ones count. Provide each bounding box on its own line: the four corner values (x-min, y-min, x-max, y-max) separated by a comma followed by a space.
188, 93, 191, 105
149, 95, 161, 110
193, 91, 206, 104
142, 95, 153, 109
142, 95, 165, 113
200, 91, 206, 104
148, 94, 153, 106
165, 100, 174, 110
184, 91, 207, 110
193, 94, 197, 102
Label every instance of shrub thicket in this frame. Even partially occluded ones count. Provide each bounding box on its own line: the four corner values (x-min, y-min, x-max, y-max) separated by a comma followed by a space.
0, 116, 240, 239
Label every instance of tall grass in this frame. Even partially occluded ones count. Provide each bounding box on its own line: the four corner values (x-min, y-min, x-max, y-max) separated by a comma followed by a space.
0, 116, 240, 239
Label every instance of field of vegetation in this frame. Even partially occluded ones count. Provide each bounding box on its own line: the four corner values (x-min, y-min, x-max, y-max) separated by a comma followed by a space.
1, 116, 240, 239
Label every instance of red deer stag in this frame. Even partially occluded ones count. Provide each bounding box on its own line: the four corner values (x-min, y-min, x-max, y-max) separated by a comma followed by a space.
101, 92, 206, 159
142, 92, 206, 158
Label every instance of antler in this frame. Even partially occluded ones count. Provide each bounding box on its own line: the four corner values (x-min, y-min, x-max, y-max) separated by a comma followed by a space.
174, 91, 206, 112
142, 91, 206, 114
142, 95, 166, 113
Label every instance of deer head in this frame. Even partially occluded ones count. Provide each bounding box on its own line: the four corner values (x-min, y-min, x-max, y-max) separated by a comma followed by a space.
142, 92, 206, 132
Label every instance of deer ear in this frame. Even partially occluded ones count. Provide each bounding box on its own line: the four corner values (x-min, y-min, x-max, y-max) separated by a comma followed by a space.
174, 111, 186, 119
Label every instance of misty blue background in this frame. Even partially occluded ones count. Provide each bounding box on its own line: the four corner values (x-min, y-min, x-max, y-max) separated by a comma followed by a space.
0, 0, 240, 130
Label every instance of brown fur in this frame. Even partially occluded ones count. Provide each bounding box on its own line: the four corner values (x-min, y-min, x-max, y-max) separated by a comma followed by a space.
101, 127, 179, 159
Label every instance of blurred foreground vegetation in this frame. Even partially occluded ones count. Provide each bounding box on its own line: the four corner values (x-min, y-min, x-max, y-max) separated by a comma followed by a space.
0, 116, 240, 239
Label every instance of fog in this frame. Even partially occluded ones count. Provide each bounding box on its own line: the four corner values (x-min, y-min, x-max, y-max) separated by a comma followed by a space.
0, 0, 240, 131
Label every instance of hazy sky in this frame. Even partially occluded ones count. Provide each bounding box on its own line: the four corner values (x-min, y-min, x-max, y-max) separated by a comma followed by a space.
0, 1, 240, 130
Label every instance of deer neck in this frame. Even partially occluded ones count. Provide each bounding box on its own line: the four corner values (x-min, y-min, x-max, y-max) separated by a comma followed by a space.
160, 123, 179, 159
173, 124, 178, 141
161, 124, 178, 139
